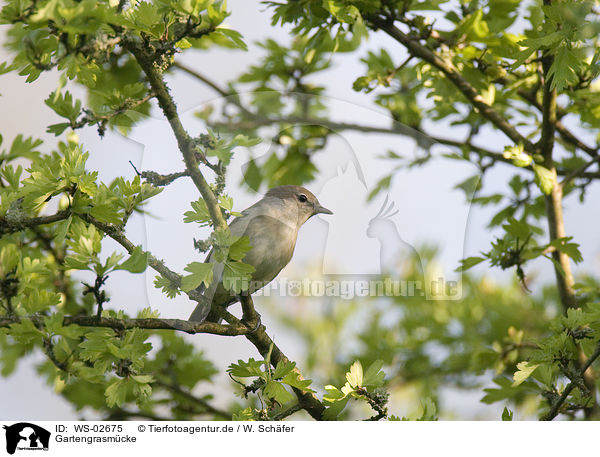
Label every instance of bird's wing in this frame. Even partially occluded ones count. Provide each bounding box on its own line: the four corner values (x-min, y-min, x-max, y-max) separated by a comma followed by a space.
188, 213, 252, 322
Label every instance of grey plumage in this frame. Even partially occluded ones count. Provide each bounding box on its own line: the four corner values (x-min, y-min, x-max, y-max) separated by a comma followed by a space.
189, 185, 332, 322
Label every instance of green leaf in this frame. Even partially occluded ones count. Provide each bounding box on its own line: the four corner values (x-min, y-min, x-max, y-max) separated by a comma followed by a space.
131, 374, 154, 384
502, 217, 531, 239
363, 360, 385, 387
54, 216, 72, 246
64, 254, 92, 271
271, 360, 296, 380
243, 159, 262, 191
89, 203, 122, 225
533, 164, 555, 195
105, 378, 127, 407
104, 252, 124, 273
418, 398, 438, 421
454, 175, 480, 195
176, 38, 192, 50
502, 407, 514, 421
549, 237, 583, 263
45, 91, 81, 123
130, 1, 162, 30
322, 0, 360, 23
323, 394, 350, 420
232, 407, 255, 421
456, 256, 486, 272
227, 358, 265, 378
222, 261, 255, 294
346, 361, 363, 388
231, 134, 262, 148
180, 262, 213, 292
367, 175, 391, 200
280, 372, 314, 392
6, 134, 43, 160
8, 319, 45, 345
154, 275, 181, 299
0, 61, 14, 75
183, 198, 211, 226
513, 361, 538, 386
228, 236, 253, 261
548, 45, 581, 91
213, 28, 248, 51
47, 123, 71, 136
218, 195, 234, 211
263, 380, 294, 404
116, 246, 148, 273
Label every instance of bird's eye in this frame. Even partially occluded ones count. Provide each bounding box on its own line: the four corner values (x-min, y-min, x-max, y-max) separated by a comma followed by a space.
297, 194, 308, 203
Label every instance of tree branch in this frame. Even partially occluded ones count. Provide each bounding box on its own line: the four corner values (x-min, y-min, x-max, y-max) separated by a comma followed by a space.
0, 209, 71, 235
172, 63, 437, 148
43, 337, 69, 371
175, 62, 600, 182
124, 40, 228, 231
76, 212, 191, 295
555, 119, 599, 158
538, 2, 599, 418
368, 16, 537, 153
0, 314, 249, 336
105, 409, 170, 421
154, 380, 231, 419
514, 88, 599, 159
560, 157, 600, 189
71, 92, 156, 136
1, 209, 210, 311
542, 341, 600, 420
538, 28, 577, 313
272, 403, 302, 421
173, 62, 232, 100
220, 297, 326, 420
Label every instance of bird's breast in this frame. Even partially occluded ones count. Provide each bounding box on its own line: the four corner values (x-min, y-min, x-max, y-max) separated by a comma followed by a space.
243, 215, 298, 284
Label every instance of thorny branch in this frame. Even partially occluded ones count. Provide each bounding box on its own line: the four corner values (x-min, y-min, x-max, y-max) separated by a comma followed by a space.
0, 314, 250, 336
542, 341, 600, 420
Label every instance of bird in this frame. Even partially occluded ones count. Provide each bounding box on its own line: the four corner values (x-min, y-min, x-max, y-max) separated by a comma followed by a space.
188, 185, 333, 322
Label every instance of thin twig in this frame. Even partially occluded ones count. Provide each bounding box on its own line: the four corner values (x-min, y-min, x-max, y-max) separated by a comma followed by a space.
560, 157, 600, 189
272, 403, 302, 421
43, 337, 69, 372
154, 380, 231, 420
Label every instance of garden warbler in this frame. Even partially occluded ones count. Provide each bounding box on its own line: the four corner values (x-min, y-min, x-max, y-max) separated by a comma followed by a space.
188, 185, 333, 322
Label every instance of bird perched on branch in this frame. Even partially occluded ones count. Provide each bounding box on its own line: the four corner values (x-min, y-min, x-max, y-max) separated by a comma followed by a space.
189, 185, 333, 323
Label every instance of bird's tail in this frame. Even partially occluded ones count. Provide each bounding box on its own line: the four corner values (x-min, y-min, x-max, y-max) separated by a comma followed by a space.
188, 282, 211, 322
188, 304, 224, 324
203, 309, 224, 324
188, 302, 211, 322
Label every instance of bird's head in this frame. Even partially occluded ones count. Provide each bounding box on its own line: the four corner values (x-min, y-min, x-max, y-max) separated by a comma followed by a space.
265, 185, 333, 227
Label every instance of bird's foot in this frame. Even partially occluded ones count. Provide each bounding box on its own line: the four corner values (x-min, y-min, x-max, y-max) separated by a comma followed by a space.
244, 312, 262, 334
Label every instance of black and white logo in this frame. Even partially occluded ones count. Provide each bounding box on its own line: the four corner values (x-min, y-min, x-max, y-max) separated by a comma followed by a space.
3, 423, 50, 455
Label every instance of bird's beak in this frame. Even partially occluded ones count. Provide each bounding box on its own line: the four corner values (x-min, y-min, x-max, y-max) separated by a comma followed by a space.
314, 204, 333, 215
